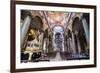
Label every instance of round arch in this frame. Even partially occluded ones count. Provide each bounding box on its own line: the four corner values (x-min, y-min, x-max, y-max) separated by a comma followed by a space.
72, 17, 88, 56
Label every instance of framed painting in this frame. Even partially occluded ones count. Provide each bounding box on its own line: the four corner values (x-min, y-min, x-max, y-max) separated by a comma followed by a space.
11, 0, 96, 72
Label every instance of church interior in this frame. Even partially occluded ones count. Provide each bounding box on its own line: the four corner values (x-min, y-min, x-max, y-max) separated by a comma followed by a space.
20, 10, 90, 63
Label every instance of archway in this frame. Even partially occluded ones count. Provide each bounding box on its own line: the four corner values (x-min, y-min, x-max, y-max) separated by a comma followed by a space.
72, 17, 88, 59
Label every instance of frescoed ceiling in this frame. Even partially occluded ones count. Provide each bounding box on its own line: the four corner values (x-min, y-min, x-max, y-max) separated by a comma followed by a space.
21, 10, 83, 32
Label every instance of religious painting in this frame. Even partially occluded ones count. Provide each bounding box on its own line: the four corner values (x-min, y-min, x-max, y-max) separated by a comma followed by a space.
11, 1, 96, 72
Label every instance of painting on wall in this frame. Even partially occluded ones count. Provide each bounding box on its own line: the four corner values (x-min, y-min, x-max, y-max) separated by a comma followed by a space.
11, 1, 96, 72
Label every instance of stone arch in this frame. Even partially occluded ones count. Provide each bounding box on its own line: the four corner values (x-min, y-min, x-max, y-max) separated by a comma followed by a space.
30, 16, 43, 31
72, 17, 80, 33
72, 17, 80, 54
72, 16, 88, 55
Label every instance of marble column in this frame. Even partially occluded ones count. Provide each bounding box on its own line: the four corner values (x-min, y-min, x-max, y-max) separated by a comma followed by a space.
62, 36, 65, 52
82, 18, 89, 45
21, 16, 31, 46
76, 36, 81, 54
67, 38, 70, 53
43, 39, 47, 53
71, 32, 76, 54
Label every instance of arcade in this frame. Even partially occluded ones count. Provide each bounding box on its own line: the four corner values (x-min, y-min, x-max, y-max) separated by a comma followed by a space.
20, 10, 89, 62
